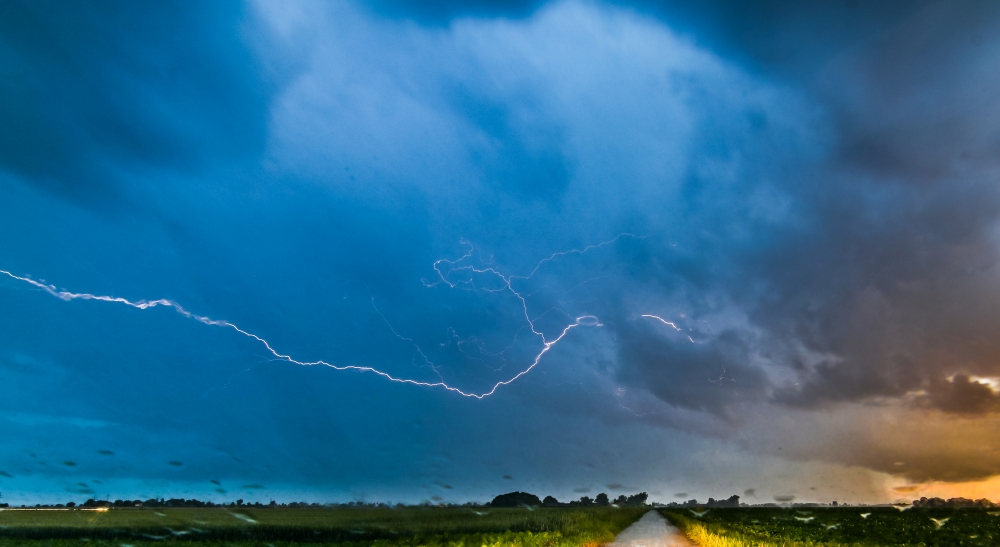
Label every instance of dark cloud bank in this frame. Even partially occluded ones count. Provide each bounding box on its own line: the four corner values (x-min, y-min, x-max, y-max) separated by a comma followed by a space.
1, 0, 1000, 499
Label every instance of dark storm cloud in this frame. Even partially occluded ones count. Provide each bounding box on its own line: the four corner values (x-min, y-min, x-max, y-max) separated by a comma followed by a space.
1, 0, 826, 499
817, 1, 1000, 179
363, 0, 542, 24
527, 0, 1000, 422
342, 0, 1000, 420
922, 376, 1000, 415
739, 1, 1000, 414
616, 319, 769, 416
0, 0, 270, 204
3, 0, 1000, 498
364, 0, 938, 83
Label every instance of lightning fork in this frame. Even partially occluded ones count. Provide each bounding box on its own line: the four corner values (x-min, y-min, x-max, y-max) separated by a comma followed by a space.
0, 235, 624, 398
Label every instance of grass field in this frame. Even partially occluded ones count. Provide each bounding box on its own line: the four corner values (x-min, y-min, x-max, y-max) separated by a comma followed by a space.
662, 506, 1000, 547
0, 506, 646, 547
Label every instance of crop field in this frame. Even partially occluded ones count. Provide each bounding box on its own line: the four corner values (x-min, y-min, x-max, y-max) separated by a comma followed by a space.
0, 506, 646, 547
662, 507, 1000, 547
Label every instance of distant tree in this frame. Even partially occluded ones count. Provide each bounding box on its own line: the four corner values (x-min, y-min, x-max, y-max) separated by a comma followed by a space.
489, 492, 542, 507
705, 495, 739, 508
614, 495, 627, 505
578, 496, 593, 506
914, 497, 997, 508
595, 493, 609, 506
542, 496, 560, 506
624, 493, 648, 506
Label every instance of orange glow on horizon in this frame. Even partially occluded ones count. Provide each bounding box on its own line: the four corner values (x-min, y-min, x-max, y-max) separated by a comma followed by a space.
888, 475, 1000, 503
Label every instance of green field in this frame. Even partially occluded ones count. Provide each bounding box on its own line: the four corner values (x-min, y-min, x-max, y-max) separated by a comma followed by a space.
0, 506, 646, 547
662, 506, 1000, 547
10, 505, 999, 547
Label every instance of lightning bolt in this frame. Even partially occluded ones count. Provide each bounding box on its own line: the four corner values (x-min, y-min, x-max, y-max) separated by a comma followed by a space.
429, 236, 633, 341
641, 313, 696, 343
640, 314, 681, 331
0, 236, 630, 399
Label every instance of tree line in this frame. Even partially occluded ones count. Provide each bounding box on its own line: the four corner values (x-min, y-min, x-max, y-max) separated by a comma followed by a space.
489, 491, 649, 507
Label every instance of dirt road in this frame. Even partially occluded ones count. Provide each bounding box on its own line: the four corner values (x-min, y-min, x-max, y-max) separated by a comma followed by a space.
607, 510, 692, 547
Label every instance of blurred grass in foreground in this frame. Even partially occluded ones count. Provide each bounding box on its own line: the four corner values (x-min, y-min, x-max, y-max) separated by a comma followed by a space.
0, 506, 646, 547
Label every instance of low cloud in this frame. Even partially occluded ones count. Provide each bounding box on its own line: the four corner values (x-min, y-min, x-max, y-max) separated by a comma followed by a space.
921, 376, 1000, 415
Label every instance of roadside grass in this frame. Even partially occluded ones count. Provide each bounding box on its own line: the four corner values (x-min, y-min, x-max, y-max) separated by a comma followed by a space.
665, 516, 739, 547
0, 506, 646, 547
662, 507, 1000, 547
663, 512, 775, 547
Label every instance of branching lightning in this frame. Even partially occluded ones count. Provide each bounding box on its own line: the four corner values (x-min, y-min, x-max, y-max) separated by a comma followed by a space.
708, 367, 735, 384
0, 236, 632, 398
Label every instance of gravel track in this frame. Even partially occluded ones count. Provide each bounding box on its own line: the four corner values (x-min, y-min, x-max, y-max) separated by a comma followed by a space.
606, 510, 691, 547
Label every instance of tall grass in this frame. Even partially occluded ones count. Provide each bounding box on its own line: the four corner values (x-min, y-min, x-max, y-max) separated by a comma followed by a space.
663, 512, 770, 547
664, 511, 855, 547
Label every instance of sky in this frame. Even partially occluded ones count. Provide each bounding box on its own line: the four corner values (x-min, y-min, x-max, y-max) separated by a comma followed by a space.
1, 0, 1000, 506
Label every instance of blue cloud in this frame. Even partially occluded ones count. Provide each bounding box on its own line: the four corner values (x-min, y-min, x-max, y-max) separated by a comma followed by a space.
3, 0, 1000, 501
0, 0, 270, 203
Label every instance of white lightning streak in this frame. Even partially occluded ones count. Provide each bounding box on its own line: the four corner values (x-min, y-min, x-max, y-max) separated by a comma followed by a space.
640, 314, 681, 331
0, 236, 626, 398
520, 233, 642, 279
430, 235, 635, 344
641, 313, 697, 343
